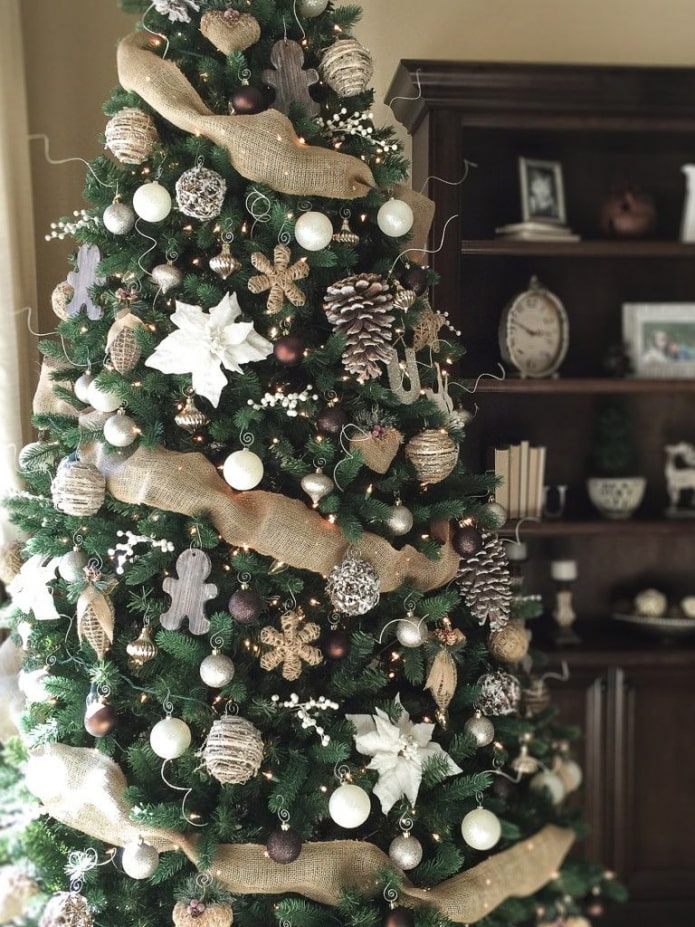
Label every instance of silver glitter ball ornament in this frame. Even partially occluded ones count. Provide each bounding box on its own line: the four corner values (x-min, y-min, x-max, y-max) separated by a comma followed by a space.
103, 200, 136, 235
389, 834, 423, 871
477, 670, 521, 717
301, 468, 334, 505
121, 840, 159, 880
103, 412, 139, 447
464, 710, 495, 747
175, 165, 226, 220
151, 262, 183, 293
326, 551, 380, 616
482, 501, 508, 528
395, 615, 427, 648
386, 502, 414, 536
58, 548, 88, 583
200, 651, 236, 688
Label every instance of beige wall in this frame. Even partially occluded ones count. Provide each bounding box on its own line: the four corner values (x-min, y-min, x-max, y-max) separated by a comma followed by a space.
21, 0, 695, 326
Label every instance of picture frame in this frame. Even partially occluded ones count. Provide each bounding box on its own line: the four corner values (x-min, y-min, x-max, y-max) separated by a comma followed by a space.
623, 302, 695, 378
519, 156, 567, 225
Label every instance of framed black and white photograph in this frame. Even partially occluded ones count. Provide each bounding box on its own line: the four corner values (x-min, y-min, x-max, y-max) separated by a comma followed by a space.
519, 157, 566, 225
623, 302, 695, 378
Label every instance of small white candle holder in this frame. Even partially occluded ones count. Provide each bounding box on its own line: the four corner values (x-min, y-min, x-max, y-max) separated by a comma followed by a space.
550, 559, 580, 645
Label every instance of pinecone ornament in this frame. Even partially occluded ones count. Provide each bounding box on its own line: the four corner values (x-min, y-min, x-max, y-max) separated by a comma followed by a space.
457, 534, 512, 631
323, 273, 395, 383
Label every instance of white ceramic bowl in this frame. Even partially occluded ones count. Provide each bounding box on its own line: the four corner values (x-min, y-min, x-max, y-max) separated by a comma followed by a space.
587, 476, 646, 519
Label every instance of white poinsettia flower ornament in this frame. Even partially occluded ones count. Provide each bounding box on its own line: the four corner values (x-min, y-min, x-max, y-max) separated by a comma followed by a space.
152, 0, 200, 23
7, 554, 62, 622
145, 293, 273, 407
347, 695, 462, 814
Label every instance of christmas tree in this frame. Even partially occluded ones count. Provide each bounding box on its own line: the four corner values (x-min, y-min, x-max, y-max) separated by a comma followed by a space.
1, 3, 626, 927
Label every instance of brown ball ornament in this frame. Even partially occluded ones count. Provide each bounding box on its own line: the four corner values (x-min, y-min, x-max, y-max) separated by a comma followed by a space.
229, 587, 263, 624
266, 827, 303, 864
488, 621, 529, 663
231, 86, 266, 115
274, 335, 305, 367
452, 524, 483, 558
316, 406, 348, 436
384, 907, 414, 927
84, 701, 117, 738
323, 628, 350, 659
401, 263, 428, 296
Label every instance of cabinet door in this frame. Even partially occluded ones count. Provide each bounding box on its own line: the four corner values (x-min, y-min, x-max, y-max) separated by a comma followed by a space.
549, 667, 608, 862
608, 664, 695, 902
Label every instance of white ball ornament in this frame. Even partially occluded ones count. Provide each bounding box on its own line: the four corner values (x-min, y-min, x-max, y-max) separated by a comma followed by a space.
149, 716, 192, 760
377, 198, 414, 237
121, 840, 160, 880
58, 549, 88, 583
530, 769, 566, 805
103, 200, 136, 235
294, 211, 334, 251
328, 783, 371, 828
103, 412, 139, 447
557, 758, 583, 793
460, 807, 501, 851
299, 0, 328, 15
86, 381, 122, 413
74, 371, 95, 404
395, 616, 427, 648
200, 652, 236, 688
222, 449, 264, 490
133, 181, 172, 223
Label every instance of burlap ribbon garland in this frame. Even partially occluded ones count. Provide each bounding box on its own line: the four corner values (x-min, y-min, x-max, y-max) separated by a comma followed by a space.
26, 743, 574, 923
91, 443, 460, 592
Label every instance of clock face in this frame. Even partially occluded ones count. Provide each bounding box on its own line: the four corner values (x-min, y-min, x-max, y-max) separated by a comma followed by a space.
500, 282, 569, 378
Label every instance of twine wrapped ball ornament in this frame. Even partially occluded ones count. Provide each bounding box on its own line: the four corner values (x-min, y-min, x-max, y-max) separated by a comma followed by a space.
405, 429, 459, 484
51, 280, 74, 320
202, 715, 264, 785
488, 621, 529, 664
51, 456, 106, 517
104, 107, 158, 164
175, 165, 227, 221
173, 902, 234, 927
326, 550, 380, 616
39, 891, 93, 927
321, 38, 374, 97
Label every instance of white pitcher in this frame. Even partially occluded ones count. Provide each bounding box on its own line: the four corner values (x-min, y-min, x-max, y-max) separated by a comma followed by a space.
681, 164, 695, 241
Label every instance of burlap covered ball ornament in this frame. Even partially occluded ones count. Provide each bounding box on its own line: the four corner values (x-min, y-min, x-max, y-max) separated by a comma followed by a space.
39, 892, 93, 927
51, 456, 106, 517
321, 38, 374, 97
202, 715, 264, 785
0, 541, 23, 585
405, 429, 459, 484
477, 670, 521, 716
173, 901, 234, 927
488, 621, 529, 663
51, 280, 74, 320
326, 550, 380, 616
104, 107, 158, 164
175, 165, 226, 220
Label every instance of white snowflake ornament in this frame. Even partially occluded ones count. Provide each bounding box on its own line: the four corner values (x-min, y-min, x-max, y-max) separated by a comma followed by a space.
346, 695, 462, 814
152, 0, 200, 23
7, 555, 61, 622
145, 293, 273, 407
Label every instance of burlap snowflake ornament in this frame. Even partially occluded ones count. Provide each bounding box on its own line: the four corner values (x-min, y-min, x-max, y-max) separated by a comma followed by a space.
248, 244, 309, 314
260, 608, 322, 681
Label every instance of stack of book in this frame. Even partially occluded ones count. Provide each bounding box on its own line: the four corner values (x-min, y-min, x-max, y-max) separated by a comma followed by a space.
495, 220, 579, 242
491, 442, 547, 520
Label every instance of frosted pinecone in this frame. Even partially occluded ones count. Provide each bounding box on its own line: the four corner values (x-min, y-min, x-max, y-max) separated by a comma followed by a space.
457, 533, 512, 631
323, 273, 395, 383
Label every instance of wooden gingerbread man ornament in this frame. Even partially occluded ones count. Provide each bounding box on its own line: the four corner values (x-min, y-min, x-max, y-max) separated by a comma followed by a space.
263, 40, 320, 117
160, 549, 218, 636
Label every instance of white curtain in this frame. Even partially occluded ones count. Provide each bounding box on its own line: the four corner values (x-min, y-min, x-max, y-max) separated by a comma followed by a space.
0, 0, 37, 543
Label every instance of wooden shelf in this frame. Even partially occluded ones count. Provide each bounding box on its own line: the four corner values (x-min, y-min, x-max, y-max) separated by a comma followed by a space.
465, 377, 695, 394
461, 239, 695, 258
500, 518, 695, 537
